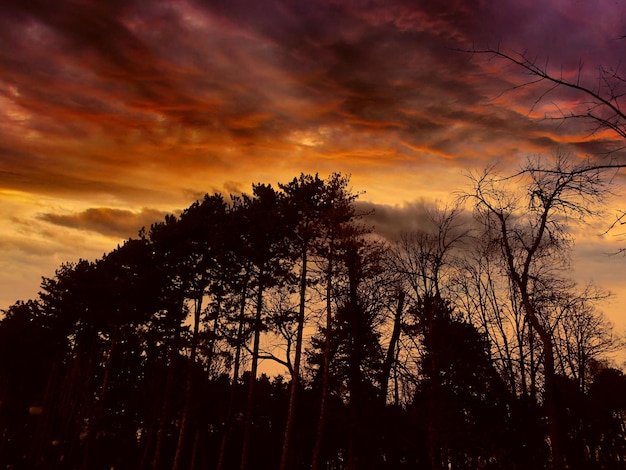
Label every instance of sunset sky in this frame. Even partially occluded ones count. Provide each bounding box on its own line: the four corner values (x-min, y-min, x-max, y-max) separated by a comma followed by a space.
1, 0, 626, 335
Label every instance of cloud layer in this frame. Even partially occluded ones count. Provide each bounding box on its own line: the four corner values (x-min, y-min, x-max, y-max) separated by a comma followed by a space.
38, 207, 168, 238
1, 0, 625, 319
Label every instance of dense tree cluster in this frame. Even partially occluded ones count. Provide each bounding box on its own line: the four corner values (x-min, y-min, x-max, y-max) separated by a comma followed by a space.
1, 169, 625, 469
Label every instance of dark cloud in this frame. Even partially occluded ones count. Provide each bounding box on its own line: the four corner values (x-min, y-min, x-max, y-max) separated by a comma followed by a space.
3, 0, 623, 191
38, 207, 168, 238
358, 199, 476, 242
359, 200, 435, 240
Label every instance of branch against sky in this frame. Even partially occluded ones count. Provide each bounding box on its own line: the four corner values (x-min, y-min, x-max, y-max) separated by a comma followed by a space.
467, 38, 626, 252
469, 46, 626, 142
463, 151, 620, 469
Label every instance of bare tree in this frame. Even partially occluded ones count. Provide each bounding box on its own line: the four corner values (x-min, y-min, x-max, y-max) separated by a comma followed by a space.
453, 237, 533, 397
465, 152, 617, 470
551, 285, 619, 393
379, 285, 405, 405
470, 45, 626, 244
390, 205, 469, 303
388, 205, 469, 470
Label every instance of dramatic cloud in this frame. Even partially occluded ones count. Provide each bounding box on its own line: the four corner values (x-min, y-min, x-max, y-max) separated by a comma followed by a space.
1, 0, 625, 323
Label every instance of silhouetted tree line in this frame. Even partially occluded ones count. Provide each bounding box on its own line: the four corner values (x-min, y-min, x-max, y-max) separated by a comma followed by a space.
1, 169, 625, 469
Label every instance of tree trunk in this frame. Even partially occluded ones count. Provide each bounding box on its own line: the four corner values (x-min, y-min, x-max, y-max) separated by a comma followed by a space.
81, 330, 118, 470
311, 250, 334, 470
206, 287, 223, 373
380, 290, 405, 405
426, 301, 443, 470
217, 273, 249, 470
542, 338, 563, 470
59, 336, 96, 468
520, 293, 564, 470
190, 429, 201, 470
139, 341, 163, 470
393, 345, 401, 406
346, 245, 361, 470
280, 249, 307, 470
529, 320, 537, 401
27, 361, 60, 467
173, 292, 203, 470
151, 358, 174, 470
240, 268, 264, 470
152, 317, 182, 470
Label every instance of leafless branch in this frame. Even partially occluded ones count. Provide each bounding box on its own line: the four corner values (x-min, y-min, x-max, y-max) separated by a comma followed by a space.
467, 46, 626, 140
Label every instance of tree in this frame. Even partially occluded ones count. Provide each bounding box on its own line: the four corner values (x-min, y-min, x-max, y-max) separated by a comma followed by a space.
335, 239, 388, 470
237, 183, 293, 470
277, 173, 326, 470
470, 46, 626, 244
310, 173, 365, 470
586, 365, 626, 466
551, 287, 619, 393
379, 285, 405, 406
0, 300, 62, 468
36, 259, 107, 468
465, 153, 616, 470
387, 205, 469, 408
12, 235, 168, 469
390, 206, 468, 302
146, 213, 193, 470
408, 294, 512, 470
172, 194, 230, 470
81, 238, 165, 469
452, 235, 532, 398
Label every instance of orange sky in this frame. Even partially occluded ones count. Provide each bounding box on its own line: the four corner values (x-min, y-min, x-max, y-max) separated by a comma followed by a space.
1, 0, 626, 337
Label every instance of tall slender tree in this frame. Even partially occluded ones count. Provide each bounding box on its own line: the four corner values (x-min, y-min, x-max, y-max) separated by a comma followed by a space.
172, 194, 229, 470
311, 173, 364, 470
278, 173, 326, 470
238, 184, 293, 470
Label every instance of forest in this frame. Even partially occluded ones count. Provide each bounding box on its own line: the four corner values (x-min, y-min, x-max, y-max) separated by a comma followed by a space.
1, 163, 625, 470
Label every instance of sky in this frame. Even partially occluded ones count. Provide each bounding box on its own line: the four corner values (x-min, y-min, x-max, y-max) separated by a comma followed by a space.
1, 0, 626, 336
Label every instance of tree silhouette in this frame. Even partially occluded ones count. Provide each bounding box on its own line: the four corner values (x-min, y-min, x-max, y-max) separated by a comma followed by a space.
236, 183, 293, 470
0, 171, 624, 469
277, 173, 326, 470
466, 153, 619, 470
409, 294, 513, 469
309, 173, 367, 470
